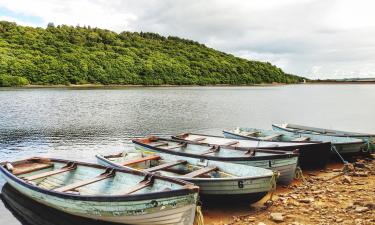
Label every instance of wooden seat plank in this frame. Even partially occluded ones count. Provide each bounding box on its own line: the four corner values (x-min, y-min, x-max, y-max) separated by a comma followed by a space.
25, 165, 77, 181
166, 143, 187, 150
224, 140, 239, 146
122, 179, 154, 195
122, 155, 161, 166
144, 160, 187, 172
237, 131, 258, 137
260, 134, 283, 140
150, 142, 169, 147
183, 166, 218, 178
191, 137, 206, 142
201, 146, 220, 155
13, 163, 54, 176
54, 171, 114, 192
291, 137, 310, 142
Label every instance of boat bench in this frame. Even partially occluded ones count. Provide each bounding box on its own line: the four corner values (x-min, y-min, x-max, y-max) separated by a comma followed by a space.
183, 166, 218, 178
54, 169, 115, 192
291, 137, 310, 141
122, 155, 161, 166
24, 163, 77, 181
260, 134, 283, 140
144, 160, 187, 172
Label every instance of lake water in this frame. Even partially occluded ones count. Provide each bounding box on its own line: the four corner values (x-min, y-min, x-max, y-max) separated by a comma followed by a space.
1, 84, 375, 225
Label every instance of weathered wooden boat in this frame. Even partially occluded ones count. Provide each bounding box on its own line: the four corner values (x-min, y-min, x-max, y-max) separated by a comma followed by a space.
224, 127, 366, 154
132, 137, 298, 184
173, 133, 331, 169
96, 150, 276, 203
1, 183, 120, 225
0, 157, 200, 225
272, 123, 375, 140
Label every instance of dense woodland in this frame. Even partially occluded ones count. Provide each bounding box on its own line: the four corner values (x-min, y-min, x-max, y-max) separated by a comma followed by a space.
0, 21, 304, 86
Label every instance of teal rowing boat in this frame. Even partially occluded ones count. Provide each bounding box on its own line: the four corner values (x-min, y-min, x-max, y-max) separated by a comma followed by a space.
0, 157, 200, 225
225, 127, 367, 154
96, 150, 276, 203
132, 136, 298, 184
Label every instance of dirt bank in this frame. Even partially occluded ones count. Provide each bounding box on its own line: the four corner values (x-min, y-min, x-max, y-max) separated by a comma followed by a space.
204, 154, 375, 225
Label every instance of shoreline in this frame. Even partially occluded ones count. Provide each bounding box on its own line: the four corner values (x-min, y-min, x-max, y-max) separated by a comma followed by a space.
1, 82, 375, 89
0, 83, 289, 89
205, 155, 375, 225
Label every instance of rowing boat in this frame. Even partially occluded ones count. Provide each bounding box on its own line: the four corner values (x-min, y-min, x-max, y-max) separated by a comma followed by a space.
1, 183, 119, 225
225, 127, 366, 154
132, 137, 298, 184
96, 150, 276, 203
0, 157, 200, 225
272, 123, 375, 140
173, 133, 331, 169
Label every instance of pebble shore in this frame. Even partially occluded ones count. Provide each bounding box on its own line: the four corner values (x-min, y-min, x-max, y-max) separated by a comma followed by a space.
205, 154, 375, 225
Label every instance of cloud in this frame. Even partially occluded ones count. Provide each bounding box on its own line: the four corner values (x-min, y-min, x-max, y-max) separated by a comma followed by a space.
0, 0, 375, 78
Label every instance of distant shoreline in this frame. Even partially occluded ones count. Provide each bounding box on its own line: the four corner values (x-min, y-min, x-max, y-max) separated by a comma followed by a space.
0, 83, 289, 88
1, 81, 375, 89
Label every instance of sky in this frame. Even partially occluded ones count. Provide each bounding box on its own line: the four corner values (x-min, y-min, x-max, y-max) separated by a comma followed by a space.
1, 0, 375, 79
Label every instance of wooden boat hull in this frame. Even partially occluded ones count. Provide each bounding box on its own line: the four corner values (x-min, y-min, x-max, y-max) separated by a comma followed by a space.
0, 159, 199, 225
132, 141, 297, 184
271, 125, 366, 154
221, 131, 331, 169
272, 123, 375, 139
96, 153, 274, 203
225, 128, 365, 154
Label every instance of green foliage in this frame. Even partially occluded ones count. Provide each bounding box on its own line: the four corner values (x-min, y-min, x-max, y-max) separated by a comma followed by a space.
0, 74, 29, 86
0, 21, 304, 86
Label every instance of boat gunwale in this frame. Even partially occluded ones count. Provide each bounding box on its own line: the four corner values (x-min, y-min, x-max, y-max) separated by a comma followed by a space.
173, 132, 332, 147
280, 123, 375, 137
223, 129, 364, 145
95, 154, 274, 181
132, 137, 299, 161
271, 124, 367, 144
0, 158, 199, 202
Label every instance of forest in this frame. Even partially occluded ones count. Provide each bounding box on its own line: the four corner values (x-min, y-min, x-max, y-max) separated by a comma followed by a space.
0, 21, 304, 86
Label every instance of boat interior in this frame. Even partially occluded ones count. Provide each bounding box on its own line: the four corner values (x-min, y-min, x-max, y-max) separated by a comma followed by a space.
137, 137, 287, 158
103, 152, 238, 179
3, 158, 188, 196
234, 127, 364, 144
174, 133, 310, 147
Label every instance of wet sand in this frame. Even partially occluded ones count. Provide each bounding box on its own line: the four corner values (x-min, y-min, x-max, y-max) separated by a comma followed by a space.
204, 156, 375, 225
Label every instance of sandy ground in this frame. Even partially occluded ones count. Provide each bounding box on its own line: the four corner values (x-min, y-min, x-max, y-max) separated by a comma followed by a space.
204, 154, 375, 225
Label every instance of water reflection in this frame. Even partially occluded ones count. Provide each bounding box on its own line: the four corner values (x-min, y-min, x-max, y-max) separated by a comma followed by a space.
0, 184, 120, 225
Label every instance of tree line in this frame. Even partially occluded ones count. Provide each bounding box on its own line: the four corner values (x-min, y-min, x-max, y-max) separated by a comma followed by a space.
0, 21, 304, 86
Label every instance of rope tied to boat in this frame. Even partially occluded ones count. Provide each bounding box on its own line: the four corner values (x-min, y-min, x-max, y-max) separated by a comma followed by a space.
294, 166, 307, 183
268, 171, 278, 201
331, 145, 348, 164
361, 139, 374, 153
194, 204, 204, 225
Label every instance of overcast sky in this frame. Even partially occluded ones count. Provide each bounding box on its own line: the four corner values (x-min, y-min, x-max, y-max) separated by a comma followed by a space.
1, 0, 375, 79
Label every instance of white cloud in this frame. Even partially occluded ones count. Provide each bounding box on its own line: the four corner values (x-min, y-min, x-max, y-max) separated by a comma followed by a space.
0, 0, 375, 79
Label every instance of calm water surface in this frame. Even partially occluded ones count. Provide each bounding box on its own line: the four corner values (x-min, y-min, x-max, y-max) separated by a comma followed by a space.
1, 84, 375, 224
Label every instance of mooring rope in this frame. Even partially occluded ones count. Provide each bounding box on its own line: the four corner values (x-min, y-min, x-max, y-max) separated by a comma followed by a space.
294, 166, 307, 183
194, 205, 205, 225
362, 139, 374, 153
331, 145, 348, 164
267, 171, 278, 201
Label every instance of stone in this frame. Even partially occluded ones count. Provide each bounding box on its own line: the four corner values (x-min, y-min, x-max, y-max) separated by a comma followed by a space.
354, 162, 366, 168
364, 202, 375, 209
353, 171, 368, 177
246, 217, 256, 222
270, 213, 284, 222
355, 206, 369, 213
342, 175, 352, 184
258, 222, 267, 225
299, 198, 313, 203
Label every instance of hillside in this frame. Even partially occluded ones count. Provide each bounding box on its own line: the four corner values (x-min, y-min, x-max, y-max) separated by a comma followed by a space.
0, 21, 304, 86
